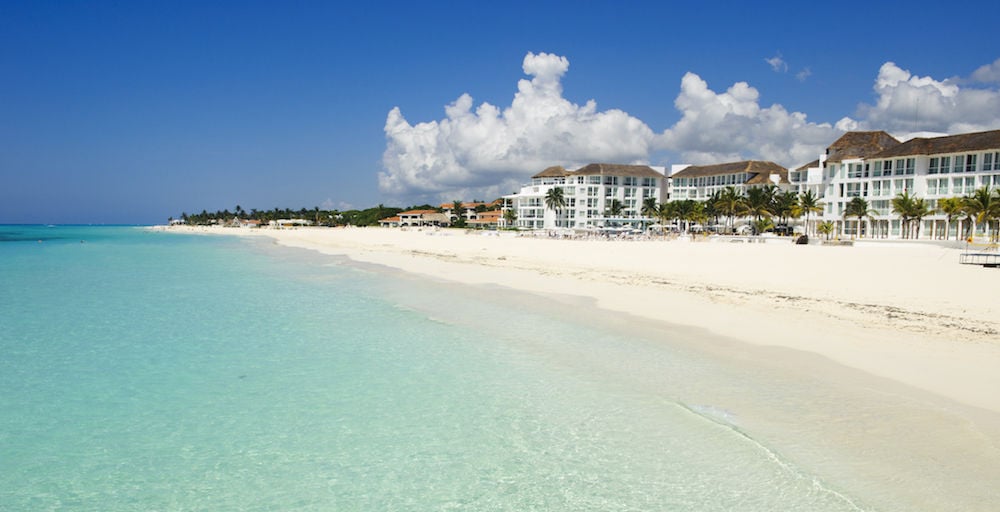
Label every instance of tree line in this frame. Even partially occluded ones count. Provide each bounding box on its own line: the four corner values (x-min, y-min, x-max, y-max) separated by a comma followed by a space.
172, 204, 429, 227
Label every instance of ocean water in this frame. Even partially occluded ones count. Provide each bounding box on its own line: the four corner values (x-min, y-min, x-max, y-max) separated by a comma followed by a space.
0, 225, 957, 510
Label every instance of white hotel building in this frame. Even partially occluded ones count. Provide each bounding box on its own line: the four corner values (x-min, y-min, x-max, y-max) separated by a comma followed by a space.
504, 163, 666, 230
669, 160, 791, 201
497, 129, 1000, 238
803, 130, 1000, 238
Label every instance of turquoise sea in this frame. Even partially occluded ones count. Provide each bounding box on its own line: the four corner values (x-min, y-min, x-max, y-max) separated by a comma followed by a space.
0, 225, 959, 510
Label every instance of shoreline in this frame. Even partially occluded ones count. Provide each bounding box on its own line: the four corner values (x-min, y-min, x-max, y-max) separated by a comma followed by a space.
160, 225, 1000, 414
156, 224, 1000, 510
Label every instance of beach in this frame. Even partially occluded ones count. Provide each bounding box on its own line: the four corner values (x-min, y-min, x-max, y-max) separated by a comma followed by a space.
168, 225, 1000, 413
158, 225, 1000, 510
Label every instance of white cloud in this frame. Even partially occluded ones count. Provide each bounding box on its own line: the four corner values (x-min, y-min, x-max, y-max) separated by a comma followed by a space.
971, 58, 1000, 83
765, 54, 788, 73
379, 52, 655, 201
379, 54, 1000, 203
796, 68, 812, 82
656, 73, 841, 166
855, 62, 1000, 134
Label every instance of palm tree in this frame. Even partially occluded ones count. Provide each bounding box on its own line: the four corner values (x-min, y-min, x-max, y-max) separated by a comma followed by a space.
844, 197, 870, 238
674, 200, 697, 233
964, 186, 1000, 242
743, 186, 776, 225
452, 200, 466, 227
704, 191, 721, 228
752, 218, 775, 236
817, 220, 836, 241
715, 186, 742, 234
891, 191, 917, 239
796, 190, 823, 237
502, 208, 517, 229
656, 202, 674, 235
544, 187, 566, 228
772, 190, 796, 226
605, 198, 624, 218
909, 198, 932, 239
936, 197, 965, 240
640, 197, 659, 219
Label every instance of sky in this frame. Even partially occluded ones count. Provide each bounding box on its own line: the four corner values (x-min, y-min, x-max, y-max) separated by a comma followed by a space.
2, 1, 999, 224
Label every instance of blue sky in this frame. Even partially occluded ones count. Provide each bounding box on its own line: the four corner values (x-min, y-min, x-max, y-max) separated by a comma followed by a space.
2, 1, 999, 224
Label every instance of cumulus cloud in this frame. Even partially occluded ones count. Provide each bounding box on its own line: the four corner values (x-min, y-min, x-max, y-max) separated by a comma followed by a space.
656, 73, 842, 166
971, 58, 1000, 83
796, 68, 812, 82
855, 62, 1000, 135
379, 53, 1000, 202
379, 52, 655, 201
765, 54, 788, 73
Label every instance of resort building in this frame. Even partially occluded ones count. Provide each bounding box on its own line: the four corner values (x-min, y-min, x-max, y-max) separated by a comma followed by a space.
815, 129, 1000, 238
669, 160, 790, 201
396, 209, 450, 227
504, 163, 666, 230
439, 202, 487, 223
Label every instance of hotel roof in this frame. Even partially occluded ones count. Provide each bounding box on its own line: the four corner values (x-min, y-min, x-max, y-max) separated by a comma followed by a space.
531, 163, 663, 179
870, 129, 1000, 159
531, 166, 569, 178
795, 159, 820, 172
671, 160, 789, 184
825, 131, 901, 163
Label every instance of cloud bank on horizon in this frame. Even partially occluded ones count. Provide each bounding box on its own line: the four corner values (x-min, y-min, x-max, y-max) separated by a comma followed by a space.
380, 52, 1000, 202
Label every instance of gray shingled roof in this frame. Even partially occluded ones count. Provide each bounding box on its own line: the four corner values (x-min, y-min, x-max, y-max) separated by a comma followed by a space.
671, 160, 789, 185
571, 163, 664, 178
870, 129, 1000, 159
531, 166, 570, 178
825, 131, 901, 162
531, 163, 664, 179
795, 159, 820, 172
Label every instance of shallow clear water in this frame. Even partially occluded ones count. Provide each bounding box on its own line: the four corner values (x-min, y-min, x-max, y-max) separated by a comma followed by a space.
0, 226, 912, 510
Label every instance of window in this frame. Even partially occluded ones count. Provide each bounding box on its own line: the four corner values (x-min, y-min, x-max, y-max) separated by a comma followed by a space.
623, 176, 637, 186
904, 158, 915, 175
604, 176, 619, 185
953, 155, 965, 173
846, 183, 861, 197
929, 157, 940, 174
883, 160, 893, 176
965, 154, 977, 173
624, 188, 636, 198
588, 176, 601, 184
894, 159, 907, 176
927, 180, 938, 195
940, 156, 951, 174
938, 178, 948, 195
984, 153, 995, 171
873, 161, 883, 177
871, 181, 882, 196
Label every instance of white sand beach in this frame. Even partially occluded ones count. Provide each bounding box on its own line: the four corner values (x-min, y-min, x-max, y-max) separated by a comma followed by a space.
168, 225, 1000, 413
